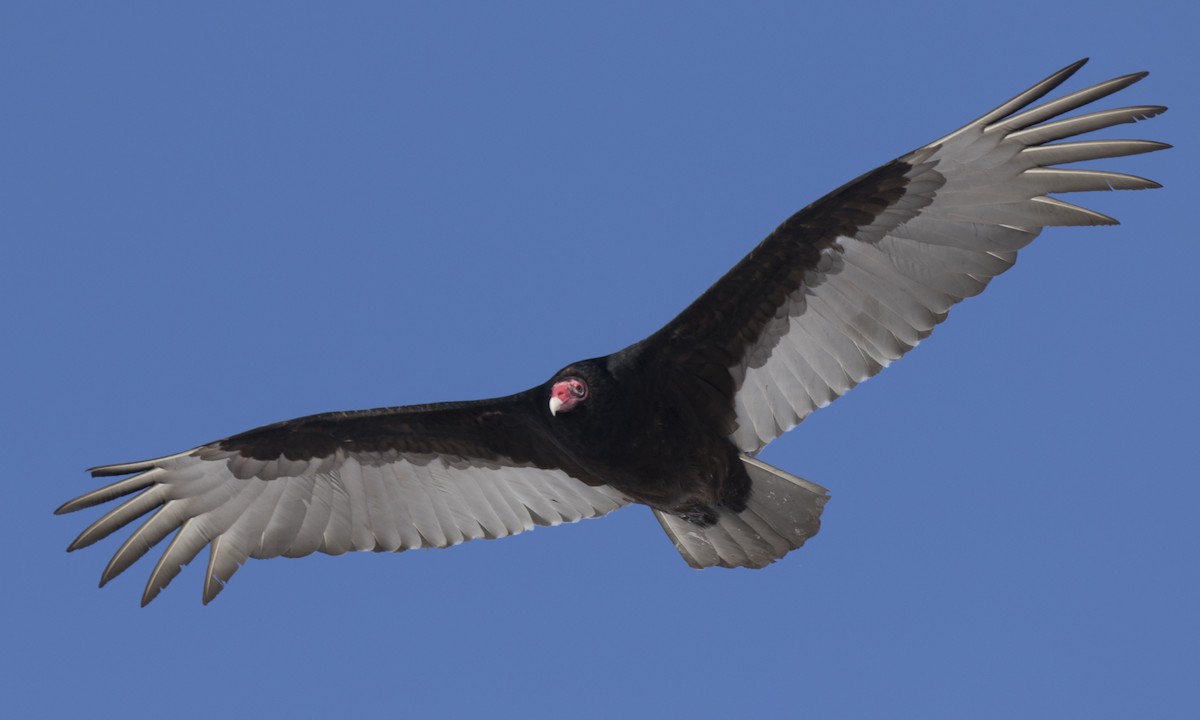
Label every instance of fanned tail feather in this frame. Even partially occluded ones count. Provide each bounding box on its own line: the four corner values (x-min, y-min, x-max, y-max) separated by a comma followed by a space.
654, 457, 829, 569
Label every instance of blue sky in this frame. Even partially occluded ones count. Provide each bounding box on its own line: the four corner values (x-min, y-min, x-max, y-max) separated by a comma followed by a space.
4, 2, 1197, 718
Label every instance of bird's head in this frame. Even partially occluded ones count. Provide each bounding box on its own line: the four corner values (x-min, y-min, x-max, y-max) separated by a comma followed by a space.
546, 361, 613, 419
548, 376, 588, 416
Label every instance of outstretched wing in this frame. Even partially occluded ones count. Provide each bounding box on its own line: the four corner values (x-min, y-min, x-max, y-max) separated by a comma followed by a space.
58, 391, 628, 605
638, 59, 1167, 452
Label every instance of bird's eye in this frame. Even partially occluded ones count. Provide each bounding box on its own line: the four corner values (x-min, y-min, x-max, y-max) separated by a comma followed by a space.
569, 379, 588, 398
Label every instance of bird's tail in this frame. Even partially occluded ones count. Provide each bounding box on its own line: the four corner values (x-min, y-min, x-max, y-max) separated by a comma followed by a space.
653, 456, 829, 569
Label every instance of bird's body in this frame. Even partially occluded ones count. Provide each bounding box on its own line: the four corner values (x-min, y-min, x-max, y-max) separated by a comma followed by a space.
545, 356, 752, 521
59, 59, 1168, 605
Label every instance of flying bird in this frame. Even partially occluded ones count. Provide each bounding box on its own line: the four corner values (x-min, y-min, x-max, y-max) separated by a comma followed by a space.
59, 59, 1167, 605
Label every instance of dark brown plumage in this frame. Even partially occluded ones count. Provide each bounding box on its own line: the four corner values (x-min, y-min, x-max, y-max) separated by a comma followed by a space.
59, 60, 1166, 604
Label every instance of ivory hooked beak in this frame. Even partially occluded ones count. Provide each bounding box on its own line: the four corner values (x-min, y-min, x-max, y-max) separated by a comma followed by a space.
548, 396, 564, 416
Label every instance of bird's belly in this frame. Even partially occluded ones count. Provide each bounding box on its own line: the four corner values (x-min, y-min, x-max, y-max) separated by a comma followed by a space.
597, 451, 747, 526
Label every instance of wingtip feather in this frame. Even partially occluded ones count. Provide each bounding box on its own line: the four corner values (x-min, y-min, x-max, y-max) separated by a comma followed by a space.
1031, 196, 1118, 226
90, 461, 152, 478
56, 472, 160, 516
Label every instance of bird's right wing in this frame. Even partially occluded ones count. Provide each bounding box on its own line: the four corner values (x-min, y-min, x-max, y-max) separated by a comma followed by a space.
636, 59, 1166, 453
58, 391, 628, 605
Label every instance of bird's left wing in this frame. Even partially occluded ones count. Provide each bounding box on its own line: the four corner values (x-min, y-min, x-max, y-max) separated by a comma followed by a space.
58, 392, 627, 604
637, 59, 1167, 452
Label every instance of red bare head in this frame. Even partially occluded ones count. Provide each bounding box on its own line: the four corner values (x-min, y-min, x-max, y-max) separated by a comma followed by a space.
548, 377, 588, 416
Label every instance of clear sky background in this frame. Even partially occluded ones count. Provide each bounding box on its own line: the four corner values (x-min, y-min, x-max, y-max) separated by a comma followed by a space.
4, 2, 1197, 718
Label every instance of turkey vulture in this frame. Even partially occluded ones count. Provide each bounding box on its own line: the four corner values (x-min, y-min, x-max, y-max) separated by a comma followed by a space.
59, 59, 1167, 605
